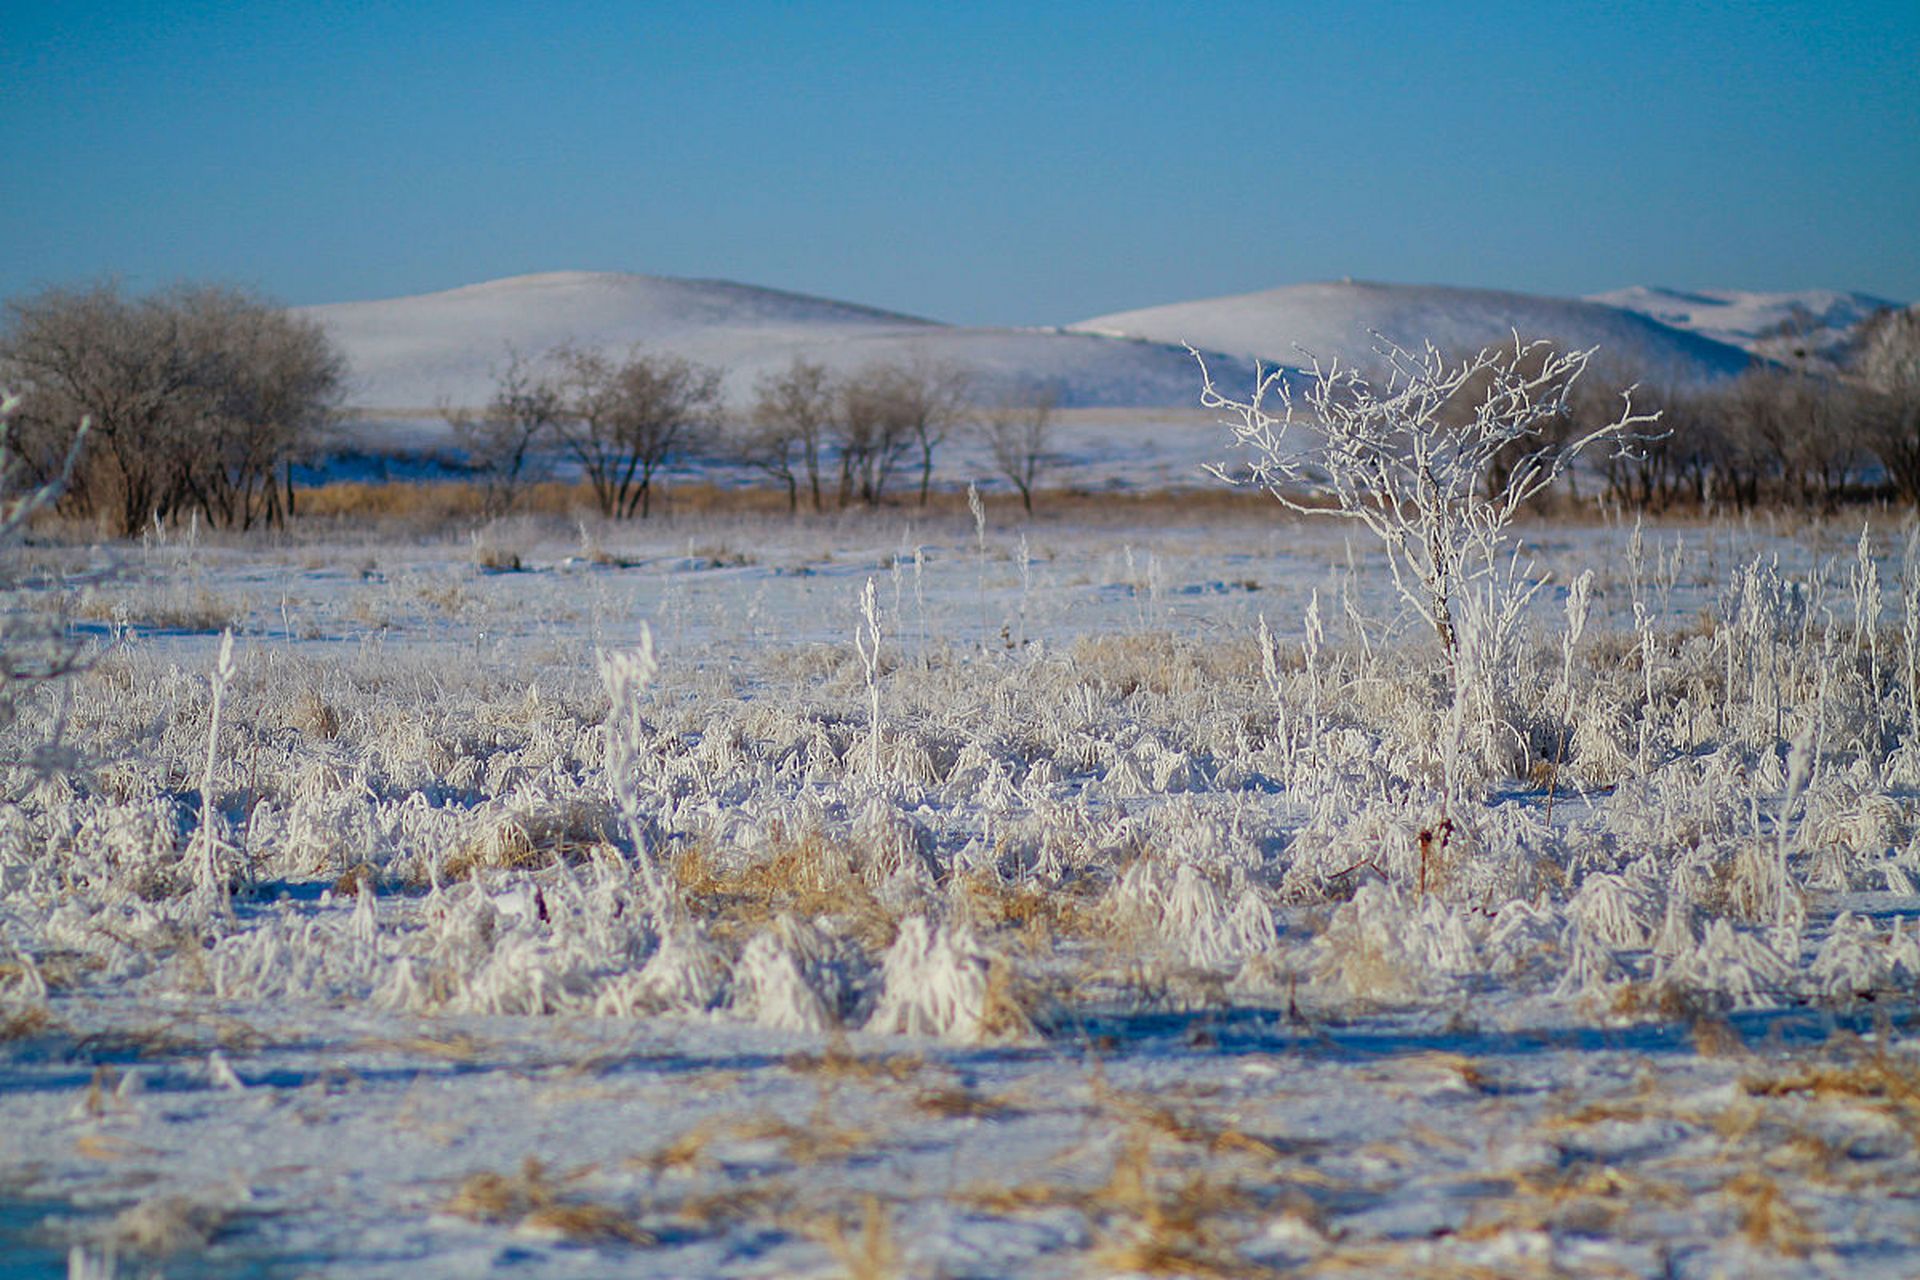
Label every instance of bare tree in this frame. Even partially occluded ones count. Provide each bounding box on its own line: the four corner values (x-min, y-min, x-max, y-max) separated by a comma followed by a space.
899, 358, 972, 505
172, 285, 344, 529
555, 347, 721, 518
1855, 308, 1920, 503
0, 281, 342, 533
835, 364, 914, 507
983, 383, 1059, 513
743, 357, 836, 512
445, 347, 565, 516
832, 359, 971, 507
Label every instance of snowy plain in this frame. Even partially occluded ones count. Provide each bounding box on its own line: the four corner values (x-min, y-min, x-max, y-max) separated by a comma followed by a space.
4, 490, 1920, 1278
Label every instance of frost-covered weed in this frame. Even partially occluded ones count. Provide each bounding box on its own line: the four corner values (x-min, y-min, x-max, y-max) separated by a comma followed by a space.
3, 512, 1920, 1048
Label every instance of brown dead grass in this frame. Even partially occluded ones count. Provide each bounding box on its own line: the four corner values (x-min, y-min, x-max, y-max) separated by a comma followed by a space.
912, 1084, 1021, 1120
672, 836, 900, 952
1068, 631, 1261, 699
1741, 1046, 1920, 1136
444, 1157, 651, 1245
358, 1031, 488, 1062
288, 477, 1285, 530
952, 869, 1105, 953
1723, 1171, 1820, 1256
812, 1195, 904, 1280
440, 803, 612, 882
783, 1035, 927, 1086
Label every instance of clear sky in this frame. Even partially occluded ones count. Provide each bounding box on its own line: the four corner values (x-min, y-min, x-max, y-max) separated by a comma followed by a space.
5, 0, 1915, 324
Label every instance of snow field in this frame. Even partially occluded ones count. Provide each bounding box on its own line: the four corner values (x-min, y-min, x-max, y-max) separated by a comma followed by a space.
3, 506, 1920, 1276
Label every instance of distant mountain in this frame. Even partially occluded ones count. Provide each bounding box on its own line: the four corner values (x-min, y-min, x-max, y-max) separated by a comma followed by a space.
1585, 285, 1900, 371
299, 271, 1226, 411
1070, 280, 1758, 385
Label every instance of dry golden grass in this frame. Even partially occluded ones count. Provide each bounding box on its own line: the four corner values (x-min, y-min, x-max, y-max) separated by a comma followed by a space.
0, 1003, 58, 1041
357, 1031, 488, 1062
630, 1119, 726, 1176
812, 1195, 904, 1280
672, 836, 900, 952
1084, 1134, 1272, 1279
1690, 1015, 1746, 1058
1067, 631, 1262, 699
74, 584, 243, 632
669, 1180, 793, 1229
783, 1036, 927, 1086
518, 1202, 653, 1245
912, 1084, 1020, 1120
1741, 1046, 1920, 1137
951, 869, 1105, 953
439, 803, 612, 882
289, 687, 342, 739
1723, 1171, 1819, 1256
285, 476, 1285, 530
730, 1107, 874, 1166
444, 1157, 652, 1245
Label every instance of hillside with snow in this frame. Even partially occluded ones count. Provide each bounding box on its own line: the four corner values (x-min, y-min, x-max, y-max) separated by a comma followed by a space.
1586, 285, 1900, 370
1071, 279, 1759, 384
300, 272, 1225, 411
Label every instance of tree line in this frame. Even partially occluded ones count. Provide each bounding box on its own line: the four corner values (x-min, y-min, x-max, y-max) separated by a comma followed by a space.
5, 277, 1917, 533
447, 345, 1061, 517
1570, 310, 1920, 512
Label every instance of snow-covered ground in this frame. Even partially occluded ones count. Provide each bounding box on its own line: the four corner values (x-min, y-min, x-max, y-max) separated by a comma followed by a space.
5, 507, 1920, 1278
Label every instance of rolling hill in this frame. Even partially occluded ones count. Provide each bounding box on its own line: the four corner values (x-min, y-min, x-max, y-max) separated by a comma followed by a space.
1585, 285, 1899, 370
299, 271, 1227, 411
1069, 279, 1759, 385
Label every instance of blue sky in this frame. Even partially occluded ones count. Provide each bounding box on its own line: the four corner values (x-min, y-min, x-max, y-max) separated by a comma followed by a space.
6, 1, 1915, 323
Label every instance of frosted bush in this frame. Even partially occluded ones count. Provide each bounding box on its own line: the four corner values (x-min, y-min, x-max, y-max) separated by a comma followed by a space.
728, 914, 868, 1032
866, 916, 1030, 1043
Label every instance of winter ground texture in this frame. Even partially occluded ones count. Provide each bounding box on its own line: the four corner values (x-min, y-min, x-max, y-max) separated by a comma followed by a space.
4, 504, 1920, 1278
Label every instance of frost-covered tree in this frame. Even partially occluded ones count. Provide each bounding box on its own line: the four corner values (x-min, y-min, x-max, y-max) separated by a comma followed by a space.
1856, 307, 1920, 503
1201, 335, 1654, 655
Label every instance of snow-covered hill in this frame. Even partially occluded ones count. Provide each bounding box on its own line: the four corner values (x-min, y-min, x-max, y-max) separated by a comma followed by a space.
300, 272, 1225, 411
1586, 285, 1900, 370
1070, 280, 1759, 384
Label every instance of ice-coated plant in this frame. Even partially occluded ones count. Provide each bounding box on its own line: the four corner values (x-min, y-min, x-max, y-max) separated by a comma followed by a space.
1199, 336, 1652, 658
191, 629, 238, 916
0, 390, 89, 761
1199, 335, 1656, 782
594, 624, 669, 914
854, 576, 883, 785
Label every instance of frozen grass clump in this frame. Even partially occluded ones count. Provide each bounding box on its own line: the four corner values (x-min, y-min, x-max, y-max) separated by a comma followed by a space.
865, 916, 1034, 1043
